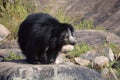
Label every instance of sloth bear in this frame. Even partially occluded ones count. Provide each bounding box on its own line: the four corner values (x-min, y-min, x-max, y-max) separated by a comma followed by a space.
18, 13, 76, 64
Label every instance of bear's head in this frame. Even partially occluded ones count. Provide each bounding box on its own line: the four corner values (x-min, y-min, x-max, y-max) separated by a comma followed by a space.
52, 23, 77, 46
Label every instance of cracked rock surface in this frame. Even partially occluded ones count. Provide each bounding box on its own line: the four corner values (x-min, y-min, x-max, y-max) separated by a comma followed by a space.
0, 60, 105, 80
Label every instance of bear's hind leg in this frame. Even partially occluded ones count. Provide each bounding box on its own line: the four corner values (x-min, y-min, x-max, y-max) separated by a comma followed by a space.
46, 49, 59, 64
24, 44, 40, 64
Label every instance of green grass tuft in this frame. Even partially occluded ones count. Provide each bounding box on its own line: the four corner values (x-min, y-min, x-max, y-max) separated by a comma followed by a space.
68, 43, 92, 57
4, 51, 23, 61
0, 0, 33, 39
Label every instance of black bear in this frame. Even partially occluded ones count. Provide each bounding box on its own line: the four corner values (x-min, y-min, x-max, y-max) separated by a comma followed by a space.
18, 13, 76, 64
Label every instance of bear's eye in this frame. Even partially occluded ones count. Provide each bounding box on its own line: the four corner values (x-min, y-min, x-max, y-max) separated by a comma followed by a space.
61, 31, 66, 35
64, 33, 69, 38
63, 31, 66, 33
62, 31, 69, 38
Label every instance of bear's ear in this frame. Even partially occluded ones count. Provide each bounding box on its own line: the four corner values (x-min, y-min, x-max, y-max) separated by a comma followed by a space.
59, 23, 74, 32
51, 23, 74, 38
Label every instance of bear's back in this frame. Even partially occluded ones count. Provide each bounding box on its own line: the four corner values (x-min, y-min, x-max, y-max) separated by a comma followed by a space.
25, 13, 59, 26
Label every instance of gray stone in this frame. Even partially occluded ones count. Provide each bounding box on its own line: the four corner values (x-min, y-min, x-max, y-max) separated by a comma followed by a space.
101, 68, 119, 80
55, 54, 65, 64
93, 56, 109, 70
103, 47, 114, 62
0, 56, 4, 62
64, 62, 75, 66
0, 24, 10, 41
81, 50, 100, 61
74, 30, 120, 46
0, 60, 105, 80
74, 30, 106, 46
75, 57, 90, 66
62, 45, 74, 52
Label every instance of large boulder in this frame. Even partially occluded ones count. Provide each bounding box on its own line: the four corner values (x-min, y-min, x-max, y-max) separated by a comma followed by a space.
0, 60, 105, 80
36, 0, 120, 36
74, 30, 120, 46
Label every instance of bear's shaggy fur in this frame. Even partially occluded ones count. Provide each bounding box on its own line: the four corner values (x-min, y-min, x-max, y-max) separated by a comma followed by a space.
18, 13, 76, 64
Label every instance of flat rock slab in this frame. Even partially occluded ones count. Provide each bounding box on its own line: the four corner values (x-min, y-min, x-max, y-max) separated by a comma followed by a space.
74, 30, 120, 46
0, 60, 105, 80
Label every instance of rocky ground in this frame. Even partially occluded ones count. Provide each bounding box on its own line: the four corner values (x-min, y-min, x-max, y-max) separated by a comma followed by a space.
0, 0, 120, 79
0, 30, 120, 80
